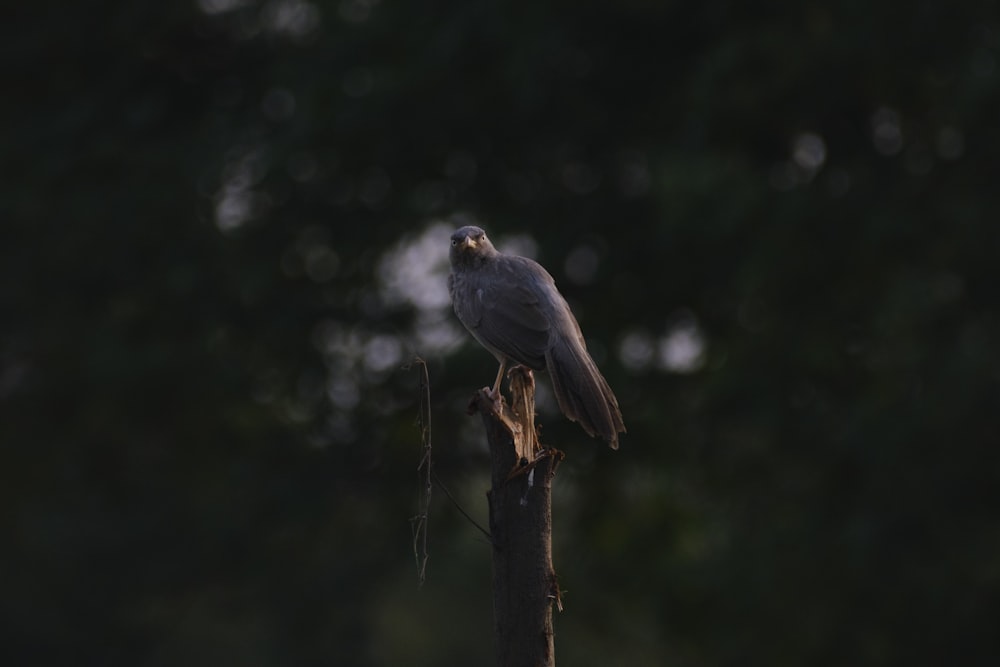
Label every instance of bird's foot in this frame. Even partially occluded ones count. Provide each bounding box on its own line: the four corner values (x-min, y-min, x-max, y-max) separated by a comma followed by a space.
485, 385, 505, 414
465, 386, 505, 416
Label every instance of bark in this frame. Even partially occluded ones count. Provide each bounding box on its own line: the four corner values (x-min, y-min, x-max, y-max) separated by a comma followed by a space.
468, 367, 562, 667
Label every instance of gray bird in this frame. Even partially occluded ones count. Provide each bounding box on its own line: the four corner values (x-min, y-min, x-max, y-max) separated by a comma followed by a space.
448, 225, 626, 449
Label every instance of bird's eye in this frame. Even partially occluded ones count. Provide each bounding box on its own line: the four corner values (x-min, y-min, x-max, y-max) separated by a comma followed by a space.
451, 239, 457, 246
479, 233, 486, 241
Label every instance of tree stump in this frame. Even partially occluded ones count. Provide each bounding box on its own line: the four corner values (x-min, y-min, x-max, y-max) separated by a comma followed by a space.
468, 366, 563, 667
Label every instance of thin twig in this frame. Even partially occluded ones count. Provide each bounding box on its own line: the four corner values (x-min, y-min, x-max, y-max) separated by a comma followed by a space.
431, 467, 492, 541
408, 358, 493, 585
408, 357, 432, 586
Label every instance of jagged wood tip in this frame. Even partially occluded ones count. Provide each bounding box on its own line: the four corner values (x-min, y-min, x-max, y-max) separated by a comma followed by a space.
467, 366, 540, 463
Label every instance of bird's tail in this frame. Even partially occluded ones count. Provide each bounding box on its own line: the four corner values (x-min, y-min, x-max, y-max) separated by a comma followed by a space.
546, 334, 626, 449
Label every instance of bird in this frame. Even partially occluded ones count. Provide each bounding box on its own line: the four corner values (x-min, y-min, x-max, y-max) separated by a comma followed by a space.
448, 225, 626, 449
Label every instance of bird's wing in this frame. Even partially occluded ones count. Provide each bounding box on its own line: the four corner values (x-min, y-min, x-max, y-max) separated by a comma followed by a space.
466, 257, 552, 369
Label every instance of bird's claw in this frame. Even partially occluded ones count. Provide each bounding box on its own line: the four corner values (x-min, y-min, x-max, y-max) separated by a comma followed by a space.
485, 386, 504, 414
466, 387, 504, 416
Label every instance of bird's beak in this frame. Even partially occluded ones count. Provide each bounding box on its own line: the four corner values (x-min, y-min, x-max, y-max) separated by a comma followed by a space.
460, 237, 477, 250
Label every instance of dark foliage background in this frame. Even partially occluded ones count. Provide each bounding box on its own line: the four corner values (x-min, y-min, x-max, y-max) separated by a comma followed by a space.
4, 1, 999, 664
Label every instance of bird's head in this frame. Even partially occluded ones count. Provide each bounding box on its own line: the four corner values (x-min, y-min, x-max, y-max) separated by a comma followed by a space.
449, 225, 497, 265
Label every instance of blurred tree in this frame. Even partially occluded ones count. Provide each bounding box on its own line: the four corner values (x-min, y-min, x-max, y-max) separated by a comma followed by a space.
3, 0, 999, 665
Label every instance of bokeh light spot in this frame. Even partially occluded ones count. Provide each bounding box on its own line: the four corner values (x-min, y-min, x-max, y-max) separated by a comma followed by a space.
792, 132, 827, 171
619, 330, 655, 372
872, 107, 903, 156
658, 316, 706, 374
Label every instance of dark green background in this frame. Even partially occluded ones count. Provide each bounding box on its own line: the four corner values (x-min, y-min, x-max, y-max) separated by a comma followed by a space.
5, 1, 999, 664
